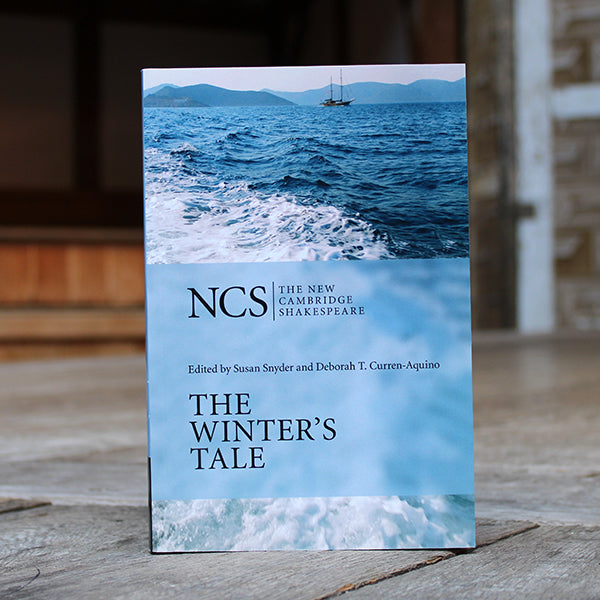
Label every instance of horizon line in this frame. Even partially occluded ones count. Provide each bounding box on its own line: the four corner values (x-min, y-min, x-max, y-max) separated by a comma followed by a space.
144, 76, 466, 94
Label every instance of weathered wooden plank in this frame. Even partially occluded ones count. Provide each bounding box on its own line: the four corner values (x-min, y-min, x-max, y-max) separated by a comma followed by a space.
472, 332, 600, 398
0, 356, 147, 504
0, 336, 599, 598
340, 524, 600, 599
0, 498, 51, 514
0, 457, 147, 506
0, 504, 452, 600
0, 356, 140, 503
474, 518, 538, 547
3, 336, 599, 519
472, 335, 600, 525
0, 506, 534, 600
310, 520, 540, 600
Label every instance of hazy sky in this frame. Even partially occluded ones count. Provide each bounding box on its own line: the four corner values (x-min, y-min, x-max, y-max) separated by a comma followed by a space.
142, 64, 465, 92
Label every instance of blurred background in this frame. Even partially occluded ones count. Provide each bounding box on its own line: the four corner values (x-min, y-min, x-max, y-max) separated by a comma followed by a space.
0, 0, 598, 360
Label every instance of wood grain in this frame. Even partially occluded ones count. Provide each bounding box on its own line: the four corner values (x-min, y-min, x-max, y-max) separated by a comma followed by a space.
340, 525, 600, 599
0, 334, 599, 598
0, 506, 536, 600
0, 241, 144, 306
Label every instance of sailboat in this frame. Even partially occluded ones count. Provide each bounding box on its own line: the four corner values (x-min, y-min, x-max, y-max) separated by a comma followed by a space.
321, 69, 354, 106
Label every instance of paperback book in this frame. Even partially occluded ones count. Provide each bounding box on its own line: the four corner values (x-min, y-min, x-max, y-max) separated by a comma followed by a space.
143, 64, 474, 552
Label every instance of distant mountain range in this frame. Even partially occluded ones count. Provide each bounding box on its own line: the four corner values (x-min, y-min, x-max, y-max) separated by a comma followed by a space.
143, 78, 466, 107
143, 83, 178, 98
143, 84, 294, 107
266, 78, 466, 105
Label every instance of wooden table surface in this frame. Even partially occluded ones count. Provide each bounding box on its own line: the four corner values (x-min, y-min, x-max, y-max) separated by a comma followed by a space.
1, 333, 599, 599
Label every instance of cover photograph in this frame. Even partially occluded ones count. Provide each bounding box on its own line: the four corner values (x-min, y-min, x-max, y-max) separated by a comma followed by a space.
142, 64, 474, 552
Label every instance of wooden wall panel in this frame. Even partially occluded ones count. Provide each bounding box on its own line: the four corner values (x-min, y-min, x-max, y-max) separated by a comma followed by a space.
0, 240, 145, 360
0, 244, 37, 304
105, 245, 146, 306
67, 245, 109, 305
37, 245, 69, 304
0, 242, 144, 307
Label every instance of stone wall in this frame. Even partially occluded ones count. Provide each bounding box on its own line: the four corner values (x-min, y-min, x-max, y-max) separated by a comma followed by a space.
553, 0, 600, 328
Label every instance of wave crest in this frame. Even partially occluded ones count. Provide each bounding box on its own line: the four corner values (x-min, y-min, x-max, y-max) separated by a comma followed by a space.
145, 177, 395, 264
151, 494, 475, 551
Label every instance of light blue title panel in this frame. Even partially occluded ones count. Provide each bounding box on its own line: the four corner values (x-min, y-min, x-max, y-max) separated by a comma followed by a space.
146, 258, 473, 501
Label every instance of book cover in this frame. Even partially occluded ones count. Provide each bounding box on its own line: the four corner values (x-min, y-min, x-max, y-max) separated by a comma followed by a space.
143, 64, 474, 552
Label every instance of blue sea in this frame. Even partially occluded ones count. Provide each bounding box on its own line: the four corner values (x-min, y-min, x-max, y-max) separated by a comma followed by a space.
143, 103, 468, 264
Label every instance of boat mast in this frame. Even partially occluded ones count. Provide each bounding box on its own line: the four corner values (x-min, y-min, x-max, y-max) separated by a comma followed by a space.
339, 69, 343, 102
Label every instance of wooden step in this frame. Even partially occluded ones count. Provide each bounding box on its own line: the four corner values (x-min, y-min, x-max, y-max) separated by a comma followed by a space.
0, 308, 145, 360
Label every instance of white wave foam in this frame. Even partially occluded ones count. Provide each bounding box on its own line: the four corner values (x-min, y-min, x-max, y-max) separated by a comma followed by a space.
145, 173, 394, 264
151, 494, 474, 552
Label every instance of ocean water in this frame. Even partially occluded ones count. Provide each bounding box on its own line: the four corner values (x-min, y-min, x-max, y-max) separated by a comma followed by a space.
152, 495, 475, 552
143, 103, 468, 264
